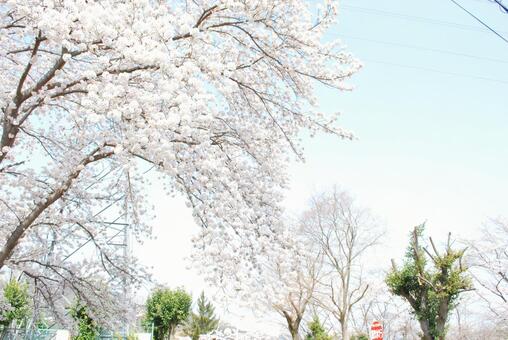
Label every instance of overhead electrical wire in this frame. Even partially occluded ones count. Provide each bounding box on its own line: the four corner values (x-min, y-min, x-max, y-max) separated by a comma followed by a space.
334, 3, 508, 84
362, 59, 508, 84
331, 33, 508, 65
448, 0, 508, 44
489, 0, 508, 13
341, 4, 508, 35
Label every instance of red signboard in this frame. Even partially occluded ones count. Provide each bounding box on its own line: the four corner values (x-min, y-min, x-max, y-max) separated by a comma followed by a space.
370, 320, 383, 340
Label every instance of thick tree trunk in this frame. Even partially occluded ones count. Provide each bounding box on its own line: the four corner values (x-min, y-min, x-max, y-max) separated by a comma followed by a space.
288, 322, 301, 340
418, 320, 433, 340
341, 320, 349, 340
435, 298, 449, 340
290, 329, 300, 340
282, 311, 301, 340
339, 310, 350, 340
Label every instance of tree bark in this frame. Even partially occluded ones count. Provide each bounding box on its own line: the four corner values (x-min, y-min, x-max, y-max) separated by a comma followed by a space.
0, 148, 112, 269
435, 298, 449, 340
418, 319, 433, 340
290, 328, 301, 340
287, 319, 301, 340
341, 316, 350, 340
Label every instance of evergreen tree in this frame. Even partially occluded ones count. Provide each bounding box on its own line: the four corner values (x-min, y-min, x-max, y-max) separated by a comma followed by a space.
305, 316, 332, 340
183, 292, 219, 340
0, 280, 30, 329
386, 225, 472, 340
0, 279, 30, 340
69, 303, 100, 340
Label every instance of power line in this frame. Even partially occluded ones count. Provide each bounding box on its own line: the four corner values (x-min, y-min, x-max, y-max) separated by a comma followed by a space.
332, 33, 508, 65
362, 58, 508, 84
342, 4, 508, 35
489, 0, 508, 13
449, 0, 508, 44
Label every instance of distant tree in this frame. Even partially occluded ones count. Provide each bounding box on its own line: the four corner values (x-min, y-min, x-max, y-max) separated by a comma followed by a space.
305, 315, 332, 340
0, 280, 30, 330
264, 223, 324, 340
386, 225, 472, 340
183, 291, 219, 340
301, 188, 382, 340
467, 218, 508, 325
144, 288, 192, 340
69, 303, 100, 340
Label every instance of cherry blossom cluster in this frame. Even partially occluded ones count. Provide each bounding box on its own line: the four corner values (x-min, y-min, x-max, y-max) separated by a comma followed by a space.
0, 0, 359, 325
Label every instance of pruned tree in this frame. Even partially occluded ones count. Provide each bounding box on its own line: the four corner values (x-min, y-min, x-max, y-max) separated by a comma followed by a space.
0, 0, 359, 324
301, 188, 382, 340
386, 225, 472, 340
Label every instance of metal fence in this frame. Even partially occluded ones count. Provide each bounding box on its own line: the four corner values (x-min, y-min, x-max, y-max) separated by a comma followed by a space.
0, 328, 58, 340
0, 328, 151, 340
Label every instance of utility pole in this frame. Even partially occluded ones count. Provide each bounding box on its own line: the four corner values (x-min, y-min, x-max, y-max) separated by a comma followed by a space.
121, 211, 131, 336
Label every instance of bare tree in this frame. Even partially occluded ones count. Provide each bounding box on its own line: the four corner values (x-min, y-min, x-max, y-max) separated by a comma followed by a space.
445, 293, 506, 340
467, 218, 508, 332
301, 188, 382, 340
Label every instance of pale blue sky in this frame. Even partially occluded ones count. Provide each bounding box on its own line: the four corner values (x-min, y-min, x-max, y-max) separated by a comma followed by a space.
289, 0, 508, 251
291, 0, 508, 248
135, 0, 508, 333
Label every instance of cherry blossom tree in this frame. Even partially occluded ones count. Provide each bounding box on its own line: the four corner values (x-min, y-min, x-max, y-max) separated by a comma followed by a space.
268, 228, 324, 340
0, 0, 359, 325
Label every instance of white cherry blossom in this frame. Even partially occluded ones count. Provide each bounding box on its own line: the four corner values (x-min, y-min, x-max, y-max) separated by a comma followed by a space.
0, 0, 359, 325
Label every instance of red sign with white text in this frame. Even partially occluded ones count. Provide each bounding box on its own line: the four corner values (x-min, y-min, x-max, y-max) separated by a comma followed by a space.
370, 320, 383, 340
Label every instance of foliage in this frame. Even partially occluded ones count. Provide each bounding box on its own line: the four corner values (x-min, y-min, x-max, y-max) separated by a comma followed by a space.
305, 316, 332, 340
69, 303, 100, 340
35, 316, 50, 330
0, 0, 359, 324
350, 334, 368, 340
113, 332, 138, 340
144, 287, 192, 340
126, 333, 138, 340
0, 280, 30, 328
183, 291, 219, 340
386, 225, 472, 340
